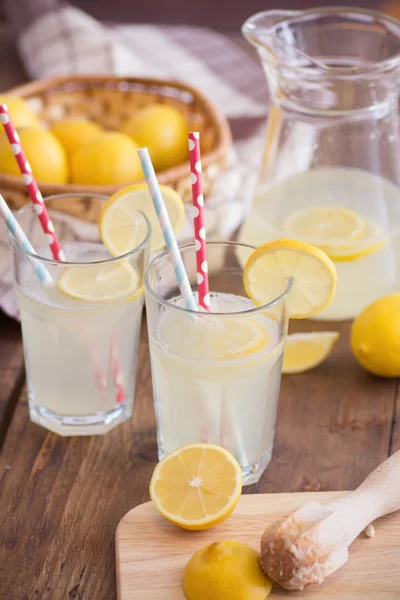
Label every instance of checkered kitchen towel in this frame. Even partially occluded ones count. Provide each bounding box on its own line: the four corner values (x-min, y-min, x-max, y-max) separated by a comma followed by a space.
0, 0, 269, 318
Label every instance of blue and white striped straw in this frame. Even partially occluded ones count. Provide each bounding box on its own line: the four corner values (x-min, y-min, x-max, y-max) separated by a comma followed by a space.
0, 194, 53, 285
138, 147, 198, 311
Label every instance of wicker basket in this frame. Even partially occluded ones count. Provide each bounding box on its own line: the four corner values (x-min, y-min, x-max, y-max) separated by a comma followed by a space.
1, 75, 232, 217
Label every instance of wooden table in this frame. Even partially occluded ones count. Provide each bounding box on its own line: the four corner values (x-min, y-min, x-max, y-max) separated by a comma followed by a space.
1, 312, 399, 599
0, 26, 399, 600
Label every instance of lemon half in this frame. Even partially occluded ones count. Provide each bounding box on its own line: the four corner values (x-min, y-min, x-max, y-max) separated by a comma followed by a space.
183, 541, 273, 600
149, 443, 242, 531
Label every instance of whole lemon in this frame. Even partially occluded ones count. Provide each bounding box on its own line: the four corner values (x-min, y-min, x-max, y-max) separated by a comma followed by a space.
183, 541, 272, 600
50, 119, 102, 161
71, 132, 142, 185
0, 127, 68, 184
351, 293, 400, 377
0, 95, 40, 128
120, 104, 188, 171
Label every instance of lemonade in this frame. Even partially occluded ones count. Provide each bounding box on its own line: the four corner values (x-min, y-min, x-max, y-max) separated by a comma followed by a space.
147, 291, 285, 485
239, 168, 400, 320
15, 242, 144, 435
10, 195, 150, 436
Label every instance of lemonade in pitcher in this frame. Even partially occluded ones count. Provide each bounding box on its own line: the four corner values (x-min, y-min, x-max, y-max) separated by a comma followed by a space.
239, 8, 400, 319
239, 168, 400, 320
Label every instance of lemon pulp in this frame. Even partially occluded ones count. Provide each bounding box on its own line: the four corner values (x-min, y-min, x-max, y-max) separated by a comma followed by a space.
149, 444, 242, 530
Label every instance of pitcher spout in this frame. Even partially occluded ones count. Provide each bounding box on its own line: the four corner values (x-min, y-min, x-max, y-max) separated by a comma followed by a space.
242, 9, 326, 69
242, 10, 304, 63
243, 7, 400, 74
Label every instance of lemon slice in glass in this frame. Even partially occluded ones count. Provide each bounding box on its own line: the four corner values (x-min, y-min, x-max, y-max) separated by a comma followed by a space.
98, 183, 184, 254
282, 205, 366, 244
218, 319, 269, 360
243, 239, 337, 319
160, 314, 270, 361
58, 262, 140, 302
282, 331, 339, 374
149, 443, 242, 531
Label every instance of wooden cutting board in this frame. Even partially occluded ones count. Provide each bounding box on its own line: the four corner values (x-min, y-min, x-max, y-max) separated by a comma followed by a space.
116, 492, 400, 599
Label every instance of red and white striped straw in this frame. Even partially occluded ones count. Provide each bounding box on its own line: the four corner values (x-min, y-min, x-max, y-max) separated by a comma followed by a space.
0, 103, 65, 261
111, 335, 125, 404
188, 132, 210, 311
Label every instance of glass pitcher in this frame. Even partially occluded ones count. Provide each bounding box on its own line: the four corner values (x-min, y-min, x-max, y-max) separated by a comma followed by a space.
238, 7, 400, 320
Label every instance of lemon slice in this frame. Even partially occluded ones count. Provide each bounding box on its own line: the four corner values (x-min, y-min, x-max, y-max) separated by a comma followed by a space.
149, 443, 242, 531
220, 319, 268, 359
282, 331, 339, 374
282, 205, 366, 244
160, 314, 270, 361
318, 217, 386, 262
58, 262, 139, 302
98, 183, 184, 254
243, 239, 337, 319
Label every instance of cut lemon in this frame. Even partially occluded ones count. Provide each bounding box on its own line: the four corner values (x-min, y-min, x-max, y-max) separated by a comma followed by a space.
282, 331, 339, 374
98, 183, 184, 254
243, 239, 337, 319
160, 314, 270, 361
149, 443, 242, 531
318, 217, 386, 262
282, 206, 386, 263
58, 262, 140, 302
282, 205, 366, 244
220, 319, 268, 360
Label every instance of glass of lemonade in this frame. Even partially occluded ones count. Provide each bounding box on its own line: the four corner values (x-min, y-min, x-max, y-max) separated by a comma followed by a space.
9, 194, 150, 436
145, 241, 289, 485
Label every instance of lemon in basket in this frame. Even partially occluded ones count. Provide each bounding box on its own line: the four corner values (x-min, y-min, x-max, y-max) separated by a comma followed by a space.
0, 127, 68, 184
0, 95, 40, 128
71, 131, 142, 185
50, 118, 102, 161
120, 103, 188, 172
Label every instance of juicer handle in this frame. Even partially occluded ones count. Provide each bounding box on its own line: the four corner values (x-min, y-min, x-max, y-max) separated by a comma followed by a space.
325, 451, 400, 543
352, 450, 400, 517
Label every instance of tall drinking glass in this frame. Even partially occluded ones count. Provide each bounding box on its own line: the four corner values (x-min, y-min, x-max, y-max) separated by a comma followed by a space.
9, 194, 150, 436
145, 241, 289, 485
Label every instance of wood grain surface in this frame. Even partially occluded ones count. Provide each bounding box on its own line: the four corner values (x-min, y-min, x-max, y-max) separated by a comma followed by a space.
0, 316, 24, 447
116, 492, 400, 600
0, 314, 398, 599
